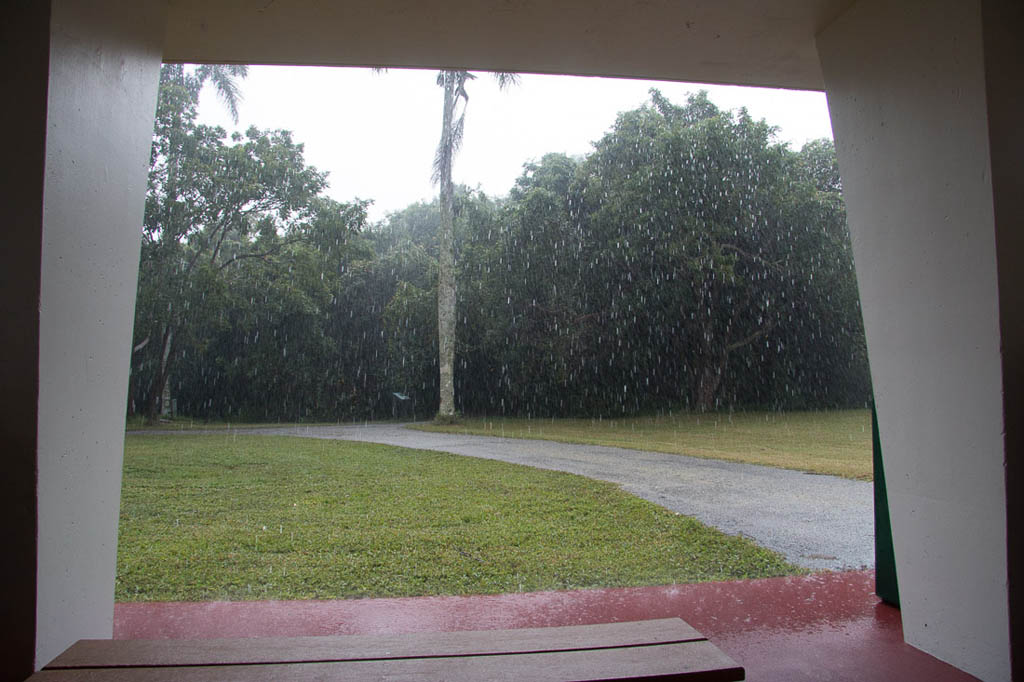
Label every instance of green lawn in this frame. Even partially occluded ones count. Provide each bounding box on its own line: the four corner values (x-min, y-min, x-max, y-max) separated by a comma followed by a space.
415, 410, 872, 480
117, 434, 800, 602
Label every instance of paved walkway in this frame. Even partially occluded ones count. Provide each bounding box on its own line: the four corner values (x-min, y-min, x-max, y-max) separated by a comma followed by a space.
214, 423, 873, 571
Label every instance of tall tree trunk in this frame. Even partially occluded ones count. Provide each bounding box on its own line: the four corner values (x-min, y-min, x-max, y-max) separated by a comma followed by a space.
145, 324, 175, 425
436, 74, 457, 421
693, 356, 725, 413
690, 316, 771, 412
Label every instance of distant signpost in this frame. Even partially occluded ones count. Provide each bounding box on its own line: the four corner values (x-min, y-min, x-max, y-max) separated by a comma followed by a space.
392, 392, 413, 420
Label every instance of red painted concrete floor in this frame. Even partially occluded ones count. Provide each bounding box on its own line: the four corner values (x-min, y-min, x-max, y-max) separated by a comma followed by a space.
115, 570, 979, 681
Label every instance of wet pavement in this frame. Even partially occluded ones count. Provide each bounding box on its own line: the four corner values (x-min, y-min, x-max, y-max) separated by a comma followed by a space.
157, 422, 873, 570
115, 570, 979, 682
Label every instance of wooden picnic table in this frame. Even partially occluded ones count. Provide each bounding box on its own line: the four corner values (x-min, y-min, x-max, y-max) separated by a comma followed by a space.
30, 617, 744, 680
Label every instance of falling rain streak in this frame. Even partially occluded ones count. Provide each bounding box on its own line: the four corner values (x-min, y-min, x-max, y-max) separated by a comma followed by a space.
130, 82, 869, 423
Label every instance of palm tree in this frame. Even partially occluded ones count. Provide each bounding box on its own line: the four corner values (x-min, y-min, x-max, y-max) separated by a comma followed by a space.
433, 70, 518, 423
160, 63, 249, 123
191, 63, 249, 122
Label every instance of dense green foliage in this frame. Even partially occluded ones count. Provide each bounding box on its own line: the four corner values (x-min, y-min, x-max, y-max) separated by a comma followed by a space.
451, 92, 866, 416
130, 80, 869, 422
117, 435, 799, 600
129, 66, 368, 422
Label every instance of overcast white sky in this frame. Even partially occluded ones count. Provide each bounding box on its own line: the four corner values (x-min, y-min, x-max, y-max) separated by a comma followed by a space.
197, 66, 834, 222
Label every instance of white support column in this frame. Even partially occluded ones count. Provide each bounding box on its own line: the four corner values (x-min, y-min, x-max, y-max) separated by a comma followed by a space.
35, 0, 163, 668
817, 1, 1009, 680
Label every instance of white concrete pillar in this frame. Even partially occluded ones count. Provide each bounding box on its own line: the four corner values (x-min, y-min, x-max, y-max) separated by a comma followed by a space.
817, 1, 1010, 680
34, 0, 163, 669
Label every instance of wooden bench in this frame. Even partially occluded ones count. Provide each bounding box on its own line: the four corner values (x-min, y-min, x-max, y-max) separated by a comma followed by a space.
30, 618, 744, 680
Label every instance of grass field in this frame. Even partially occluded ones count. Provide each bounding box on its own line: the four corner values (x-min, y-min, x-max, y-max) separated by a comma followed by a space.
117, 434, 800, 602
415, 410, 872, 480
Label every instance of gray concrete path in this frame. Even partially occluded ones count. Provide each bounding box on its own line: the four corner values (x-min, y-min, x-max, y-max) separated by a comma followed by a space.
212, 423, 873, 571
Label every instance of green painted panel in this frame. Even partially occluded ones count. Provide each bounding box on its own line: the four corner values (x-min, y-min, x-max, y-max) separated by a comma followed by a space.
873, 403, 900, 607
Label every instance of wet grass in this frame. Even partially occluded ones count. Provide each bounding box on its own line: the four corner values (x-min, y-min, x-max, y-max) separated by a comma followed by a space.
415, 409, 872, 480
117, 434, 800, 602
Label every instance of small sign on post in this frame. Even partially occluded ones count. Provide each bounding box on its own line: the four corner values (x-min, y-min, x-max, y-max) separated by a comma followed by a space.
391, 392, 412, 420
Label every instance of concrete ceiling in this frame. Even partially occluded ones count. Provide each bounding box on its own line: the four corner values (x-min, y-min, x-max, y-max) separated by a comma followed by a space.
163, 0, 855, 91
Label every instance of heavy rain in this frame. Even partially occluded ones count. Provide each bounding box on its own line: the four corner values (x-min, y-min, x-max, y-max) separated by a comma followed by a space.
128, 67, 869, 425
119, 64, 874, 612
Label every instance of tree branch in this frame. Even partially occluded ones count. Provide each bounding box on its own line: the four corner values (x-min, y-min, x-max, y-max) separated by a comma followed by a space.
720, 243, 784, 272
725, 324, 772, 353
216, 236, 306, 271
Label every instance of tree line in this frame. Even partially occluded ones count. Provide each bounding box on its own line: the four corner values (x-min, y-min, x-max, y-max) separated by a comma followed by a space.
129, 67, 870, 423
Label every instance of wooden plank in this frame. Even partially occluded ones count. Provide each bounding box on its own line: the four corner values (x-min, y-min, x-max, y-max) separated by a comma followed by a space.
30, 640, 744, 681
46, 618, 705, 669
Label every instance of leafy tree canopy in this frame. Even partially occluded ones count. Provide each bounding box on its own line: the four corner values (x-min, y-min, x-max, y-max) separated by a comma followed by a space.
131, 85, 869, 423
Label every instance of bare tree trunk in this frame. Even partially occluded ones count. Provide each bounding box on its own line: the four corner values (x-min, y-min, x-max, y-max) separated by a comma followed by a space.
145, 324, 174, 425
436, 75, 457, 422
693, 357, 725, 413
690, 320, 772, 412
